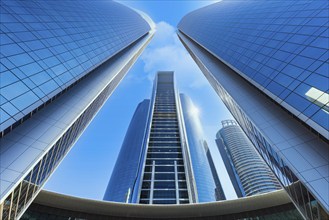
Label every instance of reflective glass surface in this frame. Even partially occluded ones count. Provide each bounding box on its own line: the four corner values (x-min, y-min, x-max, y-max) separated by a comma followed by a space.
180, 94, 218, 202
0, 1, 153, 218
103, 100, 150, 203
177, 32, 329, 219
178, 0, 329, 135
0, 0, 150, 131
1, 65, 131, 220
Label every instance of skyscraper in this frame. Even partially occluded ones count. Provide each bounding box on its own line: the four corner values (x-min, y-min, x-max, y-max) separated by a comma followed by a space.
138, 72, 194, 204
178, 1, 329, 219
179, 94, 217, 203
0, 1, 154, 219
103, 100, 151, 203
216, 120, 281, 197
203, 141, 226, 201
104, 71, 220, 204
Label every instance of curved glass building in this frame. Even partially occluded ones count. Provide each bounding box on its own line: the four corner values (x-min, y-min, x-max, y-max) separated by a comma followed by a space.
179, 94, 218, 202
0, 1, 154, 219
0, 1, 151, 132
216, 120, 281, 197
103, 100, 150, 203
178, 1, 329, 219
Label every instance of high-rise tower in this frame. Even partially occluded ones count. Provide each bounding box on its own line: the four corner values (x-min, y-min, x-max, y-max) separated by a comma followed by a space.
179, 94, 218, 203
216, 120, 281, 197
0, 1, 154, 219
138, 72, 193, 204
178, 1, 329, 219
104, 71, 220, 204
103, 100, 151, 203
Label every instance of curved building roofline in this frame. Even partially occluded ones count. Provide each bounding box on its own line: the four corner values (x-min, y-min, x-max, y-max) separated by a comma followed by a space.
33, 189, 291, 218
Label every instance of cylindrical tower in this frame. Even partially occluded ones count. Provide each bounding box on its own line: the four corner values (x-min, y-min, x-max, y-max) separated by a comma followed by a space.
217, 120, 281, 196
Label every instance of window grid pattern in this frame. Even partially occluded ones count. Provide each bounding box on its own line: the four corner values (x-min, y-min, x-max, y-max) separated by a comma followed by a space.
178, 0, 329, 135
139, 73, 190, 205
0, 0, 150, 132
1, 57, 130, 220
217, 120, 281, 197
178, 32, 328, 219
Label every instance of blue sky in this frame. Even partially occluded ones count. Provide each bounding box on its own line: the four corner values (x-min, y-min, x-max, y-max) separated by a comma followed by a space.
45, 0, 237, 200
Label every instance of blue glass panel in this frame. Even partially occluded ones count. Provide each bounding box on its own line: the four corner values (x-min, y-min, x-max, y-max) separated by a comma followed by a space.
11, 91, 39, 110
7, 53, 34, 67
305, 74, 329, 91
290, 56, 316, 69
0, 71, 19, 87
0, 43, 24, 56
303, 103, 321, 118
285, 92, 311, 112
178, 0, 329, 134
29, 72, 51, 85
0, 0, 151, 128
0, 108, 11, 122
2, 81, 29, 100
311, 110, 329, 130
315, 62, 329, 77
20, 63, 43, 77
39, 80, 59, 94
310, 37, 328, 49
1, 102, 19, 115
300, 47, 326, 59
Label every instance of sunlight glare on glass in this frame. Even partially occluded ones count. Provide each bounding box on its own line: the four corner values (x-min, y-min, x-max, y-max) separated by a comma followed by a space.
189, 105, 200, 117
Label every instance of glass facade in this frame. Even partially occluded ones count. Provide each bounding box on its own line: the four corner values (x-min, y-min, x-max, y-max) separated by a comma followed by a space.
203, 142, 226, 201
138, 72, 192, 204
178, 1, 329, 219
177, 29, 328, 219
0, 1, 154, 219
103, 100, 150, 203
2, 73, 125, 219
216, 120, 281, 197
0, 0, 150, 134
179, 94, 218, 203
178, 0, 329, 137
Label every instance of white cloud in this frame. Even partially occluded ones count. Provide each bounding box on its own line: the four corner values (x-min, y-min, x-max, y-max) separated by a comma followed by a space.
141, 21, 208, 89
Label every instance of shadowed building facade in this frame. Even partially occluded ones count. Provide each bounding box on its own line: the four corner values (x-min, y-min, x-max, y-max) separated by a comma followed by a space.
23, 189, 303, 220
203, 141, 226, 201
178, 1, 329, 219
104, 72, 221, 204
0, 1, 154, 219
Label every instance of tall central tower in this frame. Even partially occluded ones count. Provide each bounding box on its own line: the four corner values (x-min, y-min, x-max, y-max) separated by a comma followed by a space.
104, 71, 221, 204
138, 72, 194, 204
